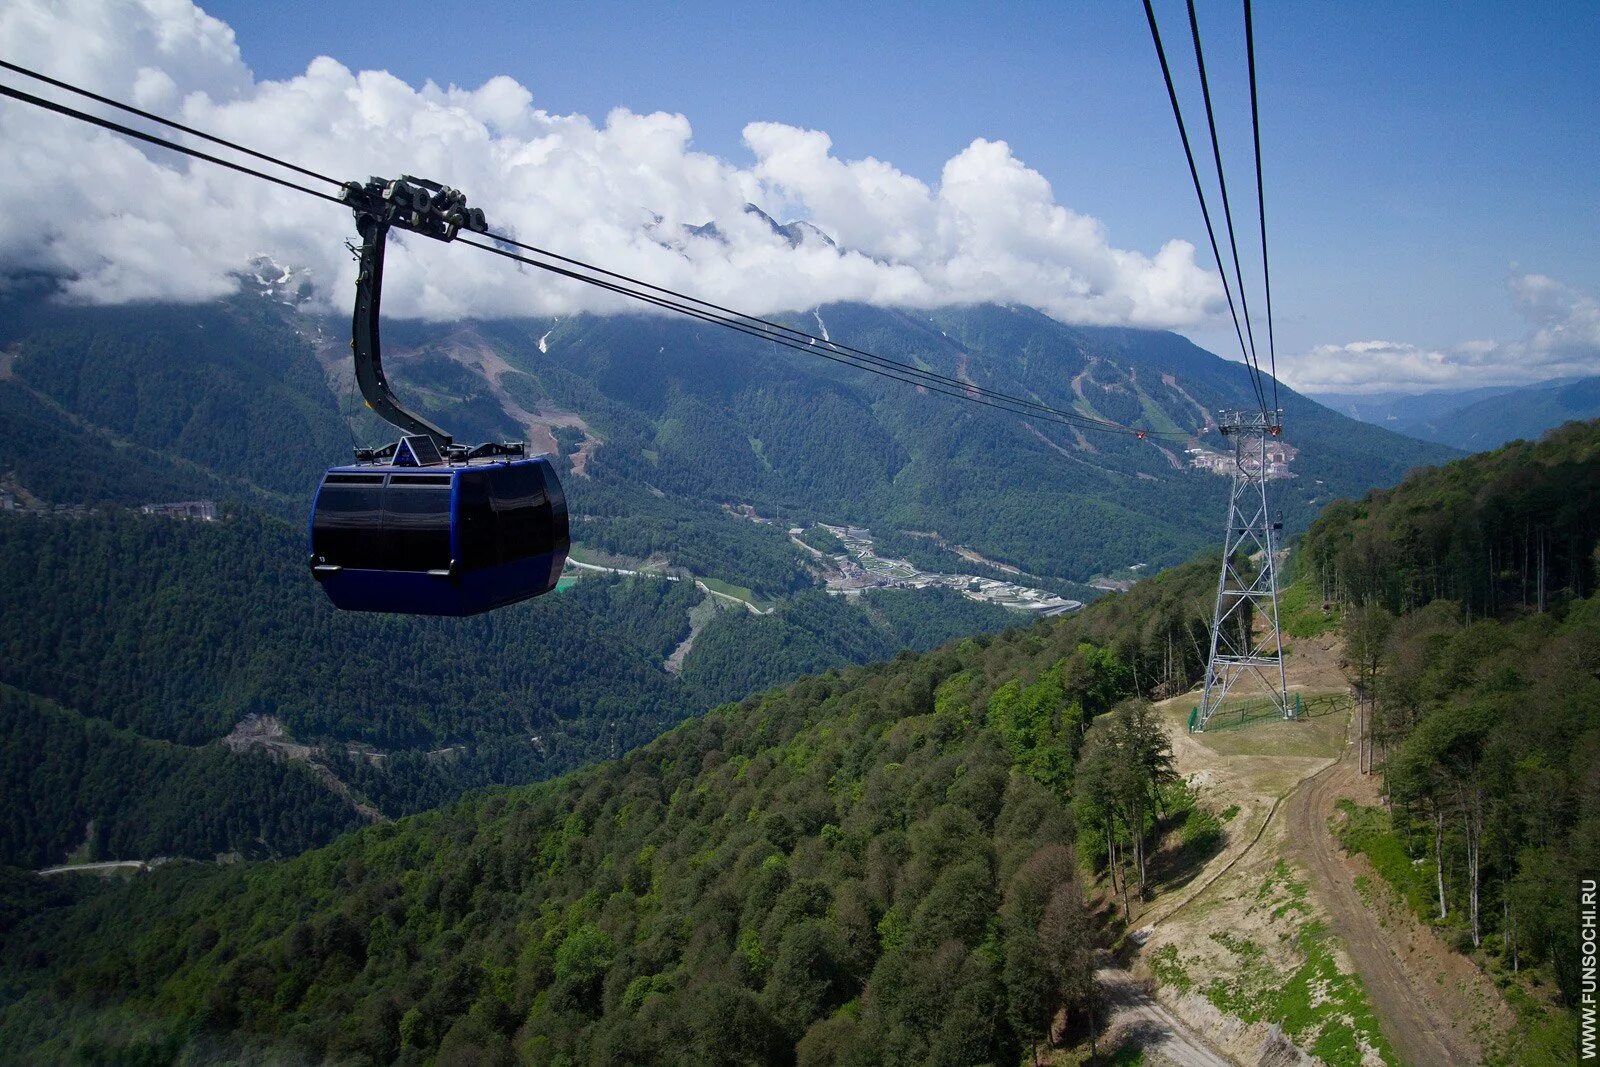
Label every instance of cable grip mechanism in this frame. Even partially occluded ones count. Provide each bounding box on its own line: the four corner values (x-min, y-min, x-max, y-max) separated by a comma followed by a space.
340, 176, 516, 465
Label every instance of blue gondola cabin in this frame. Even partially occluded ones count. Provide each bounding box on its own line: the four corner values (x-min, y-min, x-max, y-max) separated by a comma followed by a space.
310, 436, 569, 616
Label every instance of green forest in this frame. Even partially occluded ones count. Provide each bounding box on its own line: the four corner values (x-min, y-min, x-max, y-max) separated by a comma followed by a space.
0, 288, 1454, 591
0, 552, 1222, 1064
493, 304, 1451, 583
0, 508, 1014, 866
1300, 420, 1599, 616
0, 509, 697, 752
1300, 420, 1600, 1033
0, 686, 364, 869
680, 588, 1015, 707
1, 280, 1560, 1064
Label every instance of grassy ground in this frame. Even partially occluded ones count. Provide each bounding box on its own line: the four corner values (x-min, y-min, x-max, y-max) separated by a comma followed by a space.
1278, 577, 1340, 639
1333, 801, 1435, 919
567, 545, 773, 609
697, 576, 775, 612
1132, 383, 1185, 437
1187, 691, 1351, 759
1151, 861, 1396, 1067
1498, 981, 1580, 1066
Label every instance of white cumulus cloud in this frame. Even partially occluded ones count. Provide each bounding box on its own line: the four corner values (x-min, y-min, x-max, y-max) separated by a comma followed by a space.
0, 0, 1222, 328
1280, 274, 1600, 395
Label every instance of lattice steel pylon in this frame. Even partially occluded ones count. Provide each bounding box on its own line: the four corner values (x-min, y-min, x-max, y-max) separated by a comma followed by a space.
1195, 409, 1290, 731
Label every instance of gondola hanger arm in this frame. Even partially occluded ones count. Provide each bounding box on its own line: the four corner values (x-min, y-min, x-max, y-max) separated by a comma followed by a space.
341, 175, 491, 453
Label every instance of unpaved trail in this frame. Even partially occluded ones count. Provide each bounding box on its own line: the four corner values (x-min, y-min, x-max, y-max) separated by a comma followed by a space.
223, 715, 386, 823
789, 532, 827, 559
37, 860, 148, 876
1127, 629, 1511, 1065
1288, 751, 1483, 1066
1098, 969, 1234, 1067
1123, 631, 1396, 1065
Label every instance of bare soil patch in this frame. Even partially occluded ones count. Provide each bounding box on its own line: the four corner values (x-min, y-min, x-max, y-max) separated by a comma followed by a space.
223, 714, 385, 823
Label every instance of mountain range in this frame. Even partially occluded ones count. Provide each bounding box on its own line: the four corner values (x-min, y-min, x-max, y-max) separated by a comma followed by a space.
1313, 375, 1600, 452
0, 278, 1457, 867
1, 273, 1588, 1062
3, 421, 1592, 1063
0, 277, 1455, 588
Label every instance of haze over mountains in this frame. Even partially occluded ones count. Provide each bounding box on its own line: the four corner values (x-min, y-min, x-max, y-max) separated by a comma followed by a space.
1315, 375, 1600, 453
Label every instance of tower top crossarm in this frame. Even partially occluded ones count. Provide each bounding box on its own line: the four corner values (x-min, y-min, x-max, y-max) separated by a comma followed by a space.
1217, 408, 1284, 436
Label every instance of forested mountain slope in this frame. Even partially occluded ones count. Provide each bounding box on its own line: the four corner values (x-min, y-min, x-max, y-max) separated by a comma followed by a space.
0, 559, 1220, 1064
0, 509, 1012, 865
450, 303, 1454, 581
1301, 418, 1600, 614
1300, 419, 1600, 1024
0, 282, 350, 509
0, 285, 1454, 588
0, 281, 1451, 867
1413, 375, 1600, 452
0, 686, 364, 869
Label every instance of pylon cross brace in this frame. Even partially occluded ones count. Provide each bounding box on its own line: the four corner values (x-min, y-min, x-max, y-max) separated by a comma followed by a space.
1196, 409, 1290, 731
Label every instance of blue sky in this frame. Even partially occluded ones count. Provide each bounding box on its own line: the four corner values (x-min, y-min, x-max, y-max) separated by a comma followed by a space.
195, 0, 1600, 393
7, 0, 1597, 393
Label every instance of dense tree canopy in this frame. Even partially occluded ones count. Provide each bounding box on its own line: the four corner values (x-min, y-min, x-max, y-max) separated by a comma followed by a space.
0, 550, 1222, 1063
0, 686, 364, 868
1313, 421, 1600, 1007
0, 509, 1038, 864
1300, 420, 1600, 617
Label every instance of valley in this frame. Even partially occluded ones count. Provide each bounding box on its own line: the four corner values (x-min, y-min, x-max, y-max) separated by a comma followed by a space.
0, 422, 1592, 1064
0, 287, 1457, 873
0, 5, 1592, 1062
0, 285, 1581, 1066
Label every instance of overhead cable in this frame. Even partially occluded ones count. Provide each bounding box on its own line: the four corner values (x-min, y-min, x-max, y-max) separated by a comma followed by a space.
0, 81, 343, 206
0, 59, 344, 190
1243, 0, 1279, 414
458, 234, 1168, 436
472, 229, 1147, 433
1141, 0, 1271, 419
1185, 0, 1266, 391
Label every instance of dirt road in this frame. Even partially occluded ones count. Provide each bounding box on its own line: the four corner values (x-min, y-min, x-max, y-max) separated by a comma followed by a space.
1124, 631, 1509, 1065
37, 860, 148, 876
1097, 969, 1234, 1067
1288, 753, 1480, 1066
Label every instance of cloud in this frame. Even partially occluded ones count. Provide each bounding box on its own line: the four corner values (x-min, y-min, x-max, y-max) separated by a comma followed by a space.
0, 0, 1221, 329
1280, 274, 1600, 395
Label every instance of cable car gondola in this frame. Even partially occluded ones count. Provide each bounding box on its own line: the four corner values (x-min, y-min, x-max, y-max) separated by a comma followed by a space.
311, 437, 568, 615
309, 175, 569, 615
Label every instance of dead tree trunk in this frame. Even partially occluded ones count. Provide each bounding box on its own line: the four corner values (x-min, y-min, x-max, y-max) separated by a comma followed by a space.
1434, 805, 1449, 921
1461, 786, 1483, 948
